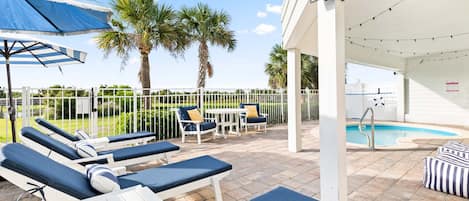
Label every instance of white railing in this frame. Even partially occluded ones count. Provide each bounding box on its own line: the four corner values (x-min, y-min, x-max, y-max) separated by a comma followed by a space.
0, 87, 319, 142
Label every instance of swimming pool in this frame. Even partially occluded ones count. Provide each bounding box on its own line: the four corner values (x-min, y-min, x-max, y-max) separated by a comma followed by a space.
347, 124, 457, 146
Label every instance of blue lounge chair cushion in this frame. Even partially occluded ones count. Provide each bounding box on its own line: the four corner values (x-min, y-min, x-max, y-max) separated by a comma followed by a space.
178, 106, 198, 121
118, 155, 232, 193
99, 141, 179, 162
107, 131, 155, 143
184, 121, 217, 132
21, 127, 81, 160
35, 118, 80, 142
240, 103, 261, 116
0, 144, 99, 199
251, 187, 318, 201
246, 117, 267, 123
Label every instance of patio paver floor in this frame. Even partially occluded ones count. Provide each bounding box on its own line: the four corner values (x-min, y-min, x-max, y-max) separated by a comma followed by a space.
1, 121, 468, 201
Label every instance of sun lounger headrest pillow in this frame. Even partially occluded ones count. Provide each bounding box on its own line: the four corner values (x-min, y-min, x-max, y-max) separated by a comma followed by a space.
86, 164, 120, 193
75, 141, 98, 158
75, 129, 90, 140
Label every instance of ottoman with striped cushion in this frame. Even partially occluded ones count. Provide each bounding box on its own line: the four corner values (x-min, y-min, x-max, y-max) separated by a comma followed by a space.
439, 141, 469, 159
424, 153, 469, 198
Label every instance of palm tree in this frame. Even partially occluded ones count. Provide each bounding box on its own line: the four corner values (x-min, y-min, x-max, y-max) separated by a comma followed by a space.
178, 3, 237, 88
265, 44, 318, 89
96, 0, 187, 103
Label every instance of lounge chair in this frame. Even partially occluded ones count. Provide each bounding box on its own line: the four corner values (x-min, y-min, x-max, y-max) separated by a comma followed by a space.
175, 106, 217, 144
36, 118, 156, 151
21, 127, 179, 171
438, 141, 469, 159
251, 186, 318, 201
239, 103, 268, 133
0, 143, 231, 201
423, 152, 469, 198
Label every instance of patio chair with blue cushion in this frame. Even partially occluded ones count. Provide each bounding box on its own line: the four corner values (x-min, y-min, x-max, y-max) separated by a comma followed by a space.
0, 143, 232, 201
239, 103, 268, 133
20, 127, 180, 171
175, 106, 217, 144
36, 118, 156, 151
251, 186, 318, 201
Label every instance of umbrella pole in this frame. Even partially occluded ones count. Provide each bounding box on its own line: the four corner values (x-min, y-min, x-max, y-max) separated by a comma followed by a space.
5, 57, 16, 143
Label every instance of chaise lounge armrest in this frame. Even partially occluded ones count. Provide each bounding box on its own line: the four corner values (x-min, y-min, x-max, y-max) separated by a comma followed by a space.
70, 153, 114, 165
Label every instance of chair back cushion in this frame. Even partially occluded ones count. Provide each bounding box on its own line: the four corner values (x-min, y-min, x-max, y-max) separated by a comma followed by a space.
240, 103, 260, 116
21, 127, 81, 160
187, 109, 204, 122
86, 164, 120, 193
245, 105, 259, 118
178, 106, 198, 121
76, 141, 98, 158
0, 144, 99, 199
35, 118, 80, 142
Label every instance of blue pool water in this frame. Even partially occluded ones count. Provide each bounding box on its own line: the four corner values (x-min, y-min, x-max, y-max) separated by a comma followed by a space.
347, 125, 457, 146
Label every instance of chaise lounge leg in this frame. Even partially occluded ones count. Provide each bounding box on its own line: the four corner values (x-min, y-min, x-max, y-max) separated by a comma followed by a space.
197, 133, 202, 144
182, 133, 186, 143
212, 178, 223, 201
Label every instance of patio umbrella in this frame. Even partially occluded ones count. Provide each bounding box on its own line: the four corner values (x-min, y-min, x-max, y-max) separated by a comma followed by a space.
0, 0, 112, 35
0, 34, 87, 142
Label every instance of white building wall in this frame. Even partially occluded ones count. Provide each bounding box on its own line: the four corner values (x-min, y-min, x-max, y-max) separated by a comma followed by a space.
406, 58, 469, 127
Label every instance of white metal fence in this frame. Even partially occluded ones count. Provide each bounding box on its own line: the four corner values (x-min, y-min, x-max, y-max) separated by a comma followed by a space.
0, 87, 319, 143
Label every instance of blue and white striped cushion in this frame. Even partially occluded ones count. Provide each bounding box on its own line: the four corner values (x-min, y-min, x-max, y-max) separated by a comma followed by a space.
424, 154, 469, 198
75, 141, 97, 158
86, 164, 120, 193
75, 130, 90, 140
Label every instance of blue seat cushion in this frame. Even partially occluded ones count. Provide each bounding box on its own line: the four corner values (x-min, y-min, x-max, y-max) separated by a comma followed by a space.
35, 118, 80, 142
184, 121, 217, 132
118, 155, 232, 193
21, 127, 81, 160
251, 187, 318, 201
0, 144, 99, 199
178, 106, 198, 121
246, 117, 267, 123
107, 131, 155, 143
99, 141, 179, 162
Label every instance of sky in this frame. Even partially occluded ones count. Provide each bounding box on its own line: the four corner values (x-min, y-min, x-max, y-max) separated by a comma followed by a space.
0, 0, 394, 90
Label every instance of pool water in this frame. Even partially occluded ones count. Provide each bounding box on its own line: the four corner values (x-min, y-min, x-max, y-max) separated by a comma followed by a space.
346, 124, 457, 146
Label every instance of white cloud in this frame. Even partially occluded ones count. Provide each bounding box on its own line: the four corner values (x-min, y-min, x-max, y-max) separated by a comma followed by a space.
257, 11, 268, 18
266, 4, 282, 14
253, 24, 276, 35
87, 38, 98, 46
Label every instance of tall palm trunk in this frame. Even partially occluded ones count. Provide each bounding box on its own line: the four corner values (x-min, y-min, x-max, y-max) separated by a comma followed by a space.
139, 51, 151, 109
197, 41, 209, 88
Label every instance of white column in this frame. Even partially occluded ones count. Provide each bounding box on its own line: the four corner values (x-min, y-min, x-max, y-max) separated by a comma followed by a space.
396, 72, 405, 122
317, 0, 347, 201
287, 48, 302, 152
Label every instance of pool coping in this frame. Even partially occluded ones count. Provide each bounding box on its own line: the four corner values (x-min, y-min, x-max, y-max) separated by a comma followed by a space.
345, 121, 469, 150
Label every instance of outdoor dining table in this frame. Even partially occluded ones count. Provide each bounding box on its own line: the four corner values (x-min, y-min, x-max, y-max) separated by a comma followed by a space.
205, 108, 247, 138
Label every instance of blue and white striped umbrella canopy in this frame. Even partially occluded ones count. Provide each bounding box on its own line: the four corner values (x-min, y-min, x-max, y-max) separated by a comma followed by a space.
0, 33, 86, 66
0, 0, 112, 35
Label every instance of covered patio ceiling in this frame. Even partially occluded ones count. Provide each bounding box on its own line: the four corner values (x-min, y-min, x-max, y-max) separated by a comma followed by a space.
283, 0, 469, 70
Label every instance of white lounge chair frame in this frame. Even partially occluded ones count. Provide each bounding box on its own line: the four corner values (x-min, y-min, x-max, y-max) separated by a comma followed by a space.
42, 129, 156, 152
21, 136, 178, 172
0, 156, 230, 201
174, 109, 217, 144
239, 113, 268, 133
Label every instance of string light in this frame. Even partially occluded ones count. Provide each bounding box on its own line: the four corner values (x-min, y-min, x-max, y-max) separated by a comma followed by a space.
347, 0, 407, 31
347, 39, 469, 62
346, 31, 469, 43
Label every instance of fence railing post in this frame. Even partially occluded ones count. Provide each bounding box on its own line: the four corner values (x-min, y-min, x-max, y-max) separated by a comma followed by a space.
280, 89, 285, 123
306, 88, 311, 120
246, 89, 250, 103
133, 88, 138, 132
21, 87, 30, 127
90, 87, 99, 137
